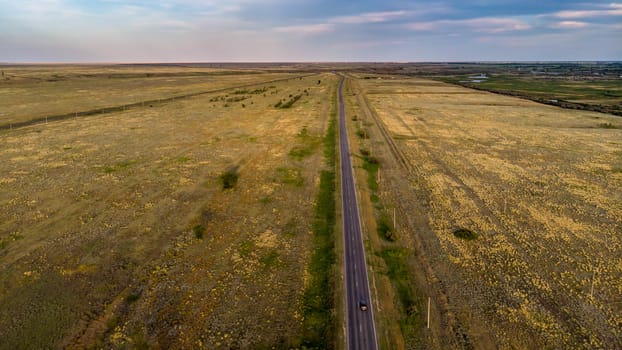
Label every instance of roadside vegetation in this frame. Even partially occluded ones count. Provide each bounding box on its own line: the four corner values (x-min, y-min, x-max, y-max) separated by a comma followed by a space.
357, 145, 424, 342
299, 81, 338, 348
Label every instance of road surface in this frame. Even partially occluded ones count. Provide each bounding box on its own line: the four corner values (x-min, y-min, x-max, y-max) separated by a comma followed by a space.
338, 77, 379, 350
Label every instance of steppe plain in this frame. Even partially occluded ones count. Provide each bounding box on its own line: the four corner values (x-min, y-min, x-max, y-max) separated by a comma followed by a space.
351, 74, 621, 349
1, 63, 621, 349
1, 66, 336, 348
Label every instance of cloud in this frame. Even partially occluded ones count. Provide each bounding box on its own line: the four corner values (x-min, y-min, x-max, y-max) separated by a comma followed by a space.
271, 10, 411, 35
331, 11, 409, 24
273, 23, 334, 34
407, 17, 531, 34
550, 21, 589, 29
550, 3, 622, 19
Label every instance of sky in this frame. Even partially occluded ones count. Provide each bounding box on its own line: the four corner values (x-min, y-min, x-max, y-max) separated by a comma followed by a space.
1, 0, 621, 62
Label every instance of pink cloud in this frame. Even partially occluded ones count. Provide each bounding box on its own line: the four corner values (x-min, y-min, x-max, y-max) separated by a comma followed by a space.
273, 23, 334, 34
550, 21, 589, 29
552, 3, 622, 19
332, 11, 408, 24
407, 17, 531, 34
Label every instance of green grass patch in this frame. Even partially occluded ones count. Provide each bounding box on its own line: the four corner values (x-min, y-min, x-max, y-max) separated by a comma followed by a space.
441, 74, 622, 116
360, 149, 380, 192
288, 145, 315, 161
370, 193, 380, 204
379, 247, 424, 341
276, 167, 304, 186
289, 127, 321, 161
301, 169, 336, 348
259, 196, 273, 205
260, 250, 281, 269
103, 160, 137, 173
299, 81, 337, 349
239, 240, 255, 257
283, 218, 297, 237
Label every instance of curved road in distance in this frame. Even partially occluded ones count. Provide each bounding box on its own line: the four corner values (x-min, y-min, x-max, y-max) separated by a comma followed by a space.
338, 77, 379, 350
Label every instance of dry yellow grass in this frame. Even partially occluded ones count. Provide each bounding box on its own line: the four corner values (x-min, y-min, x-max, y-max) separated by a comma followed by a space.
357, 75, 622, 349
0, 65, 302, 126
0, 68, 337, 348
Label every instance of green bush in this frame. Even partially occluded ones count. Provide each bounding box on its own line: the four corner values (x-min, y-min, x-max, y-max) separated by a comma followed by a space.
453, 228, 477, 240
377, 213, 396, 241
220, 166, 239, 189
192, 224, 206, 239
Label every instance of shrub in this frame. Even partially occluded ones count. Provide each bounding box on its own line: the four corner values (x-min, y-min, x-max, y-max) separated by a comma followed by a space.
598, 122, 618, 129
377, 214, 396, 241
220, 166, 239, 189
356, 129, 368, 139
280, 94, 302, 108
453, 228, 477, 240
192, 224, 206, 239
125, 293, 141, 303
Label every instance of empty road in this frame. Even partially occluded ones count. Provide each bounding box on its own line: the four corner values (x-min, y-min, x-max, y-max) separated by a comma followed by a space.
338, 77, 378, 350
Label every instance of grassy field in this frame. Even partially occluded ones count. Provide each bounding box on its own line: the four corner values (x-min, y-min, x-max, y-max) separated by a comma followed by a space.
3, 62, 620, 349
0, 66, 338, 349
353, 74, 622, 349
0, 65, 303, 127
439, 74, 622, 116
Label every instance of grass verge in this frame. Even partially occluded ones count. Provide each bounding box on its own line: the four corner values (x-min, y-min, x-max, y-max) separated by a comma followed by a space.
299, 82, 337, 349
358, 131, 422, 342
380, 248, 424, 340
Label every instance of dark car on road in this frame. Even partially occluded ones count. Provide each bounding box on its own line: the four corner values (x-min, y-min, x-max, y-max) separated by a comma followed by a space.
359, 300, 368, 311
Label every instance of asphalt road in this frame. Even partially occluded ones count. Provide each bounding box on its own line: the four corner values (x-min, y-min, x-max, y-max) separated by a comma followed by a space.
338, 77, 379, 350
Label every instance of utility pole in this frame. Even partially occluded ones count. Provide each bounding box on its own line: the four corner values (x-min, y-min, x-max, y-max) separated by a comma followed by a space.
427, 297, 431, 329
393, 208, 396, 228
590, 265, 598, 299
